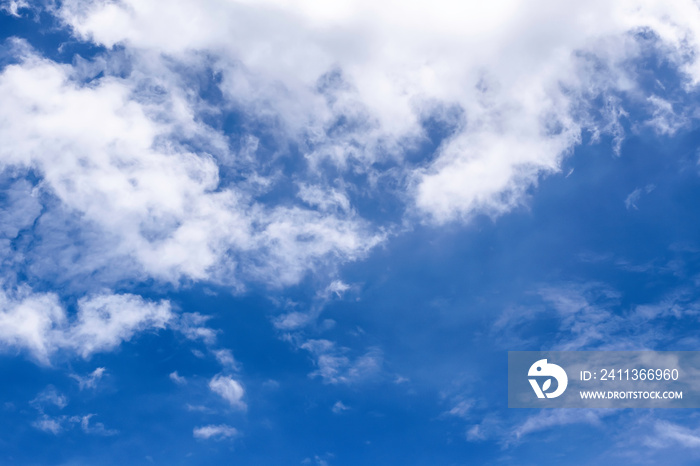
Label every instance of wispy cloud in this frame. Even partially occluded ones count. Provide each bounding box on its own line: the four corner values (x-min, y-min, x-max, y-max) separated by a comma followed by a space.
31, 386, 68, 411
72, 414, 118, 436
169, 371, 186, 385
213, 349, 240, 371
625, 184, 655, 210
446, 400, 473, 420
331, 401, 350, 414
71, 367, 106, 390
174, 313, 219, 346
646, 421, 700, 449
645, 96, 687, 136
32, 416, 63, 435
491, 281, 699, 351
512, 409, 608, 441
193, 424, 238, 440
0, 0, 29, 17
300, 339, 382, 385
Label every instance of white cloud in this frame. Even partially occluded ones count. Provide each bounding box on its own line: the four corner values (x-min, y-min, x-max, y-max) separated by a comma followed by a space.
208, 374, 246, 410
0, 288, 68, 364
0, 179, 42, 246
213, 349, 239, 371
193, 424, 238, 440
495, 281, 700, 357
494, 283, 653, 351
175, 313, 218, 346
467, 424, 487, 442
625, 184, 655, 210
273, 311, 314, 331
633, 289, 700, 320
69, 293, 173, 358
169, 371, 186, 385
31, 386, 68, 411
321, 280, 351, 299
72, 414, 118, 436
301, 339, 382, 384
302, 453, 334, 466
625, 188, 643, 210
331, 401, 350, 414
185, 404, 213, 413
647, 421, 700, 449
71, 367, 106, 390
0, 286, 172, 363
32, 412, 117, 436
645, 96, 688, 135
538, 284, 626, 350
53, 0, 700, 225
0, 0, 29, 17
447, 400, 472, 419
513, 409, 606, 440
273, 280, 354, 332
0, 46, 382, 291
1, 0, 700, 373
32, 416, 63, 435
297, 184, 351, 213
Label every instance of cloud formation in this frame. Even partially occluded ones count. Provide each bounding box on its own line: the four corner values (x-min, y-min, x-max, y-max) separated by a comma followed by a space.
54, 0, 700, 224
0, 287, 172, 363
208, 374, 246, 410
71, 367, 106, 390
2, 5, 700, 450
0, 45, 381, 290
193, 424, 238, 440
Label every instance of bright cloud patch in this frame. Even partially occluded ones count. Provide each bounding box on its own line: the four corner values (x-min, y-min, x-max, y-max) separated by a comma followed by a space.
2, 1, 700, 463
193, 424, 238, 440
0, 0, 698, 366
0, 46, 380, 289
0, 287, 172, 363
208, 374, 246, 410
54, 0, 700, 223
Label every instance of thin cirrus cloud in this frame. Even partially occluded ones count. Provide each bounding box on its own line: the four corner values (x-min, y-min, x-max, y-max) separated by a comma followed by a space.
70, 367, 106, 390
300, 339, 383, 384
648, 421, 700, 449
491, 282, 700, 353
512, 409, 608, 441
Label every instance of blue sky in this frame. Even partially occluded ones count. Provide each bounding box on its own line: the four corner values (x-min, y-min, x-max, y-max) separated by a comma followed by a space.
2, 1, 700, 464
